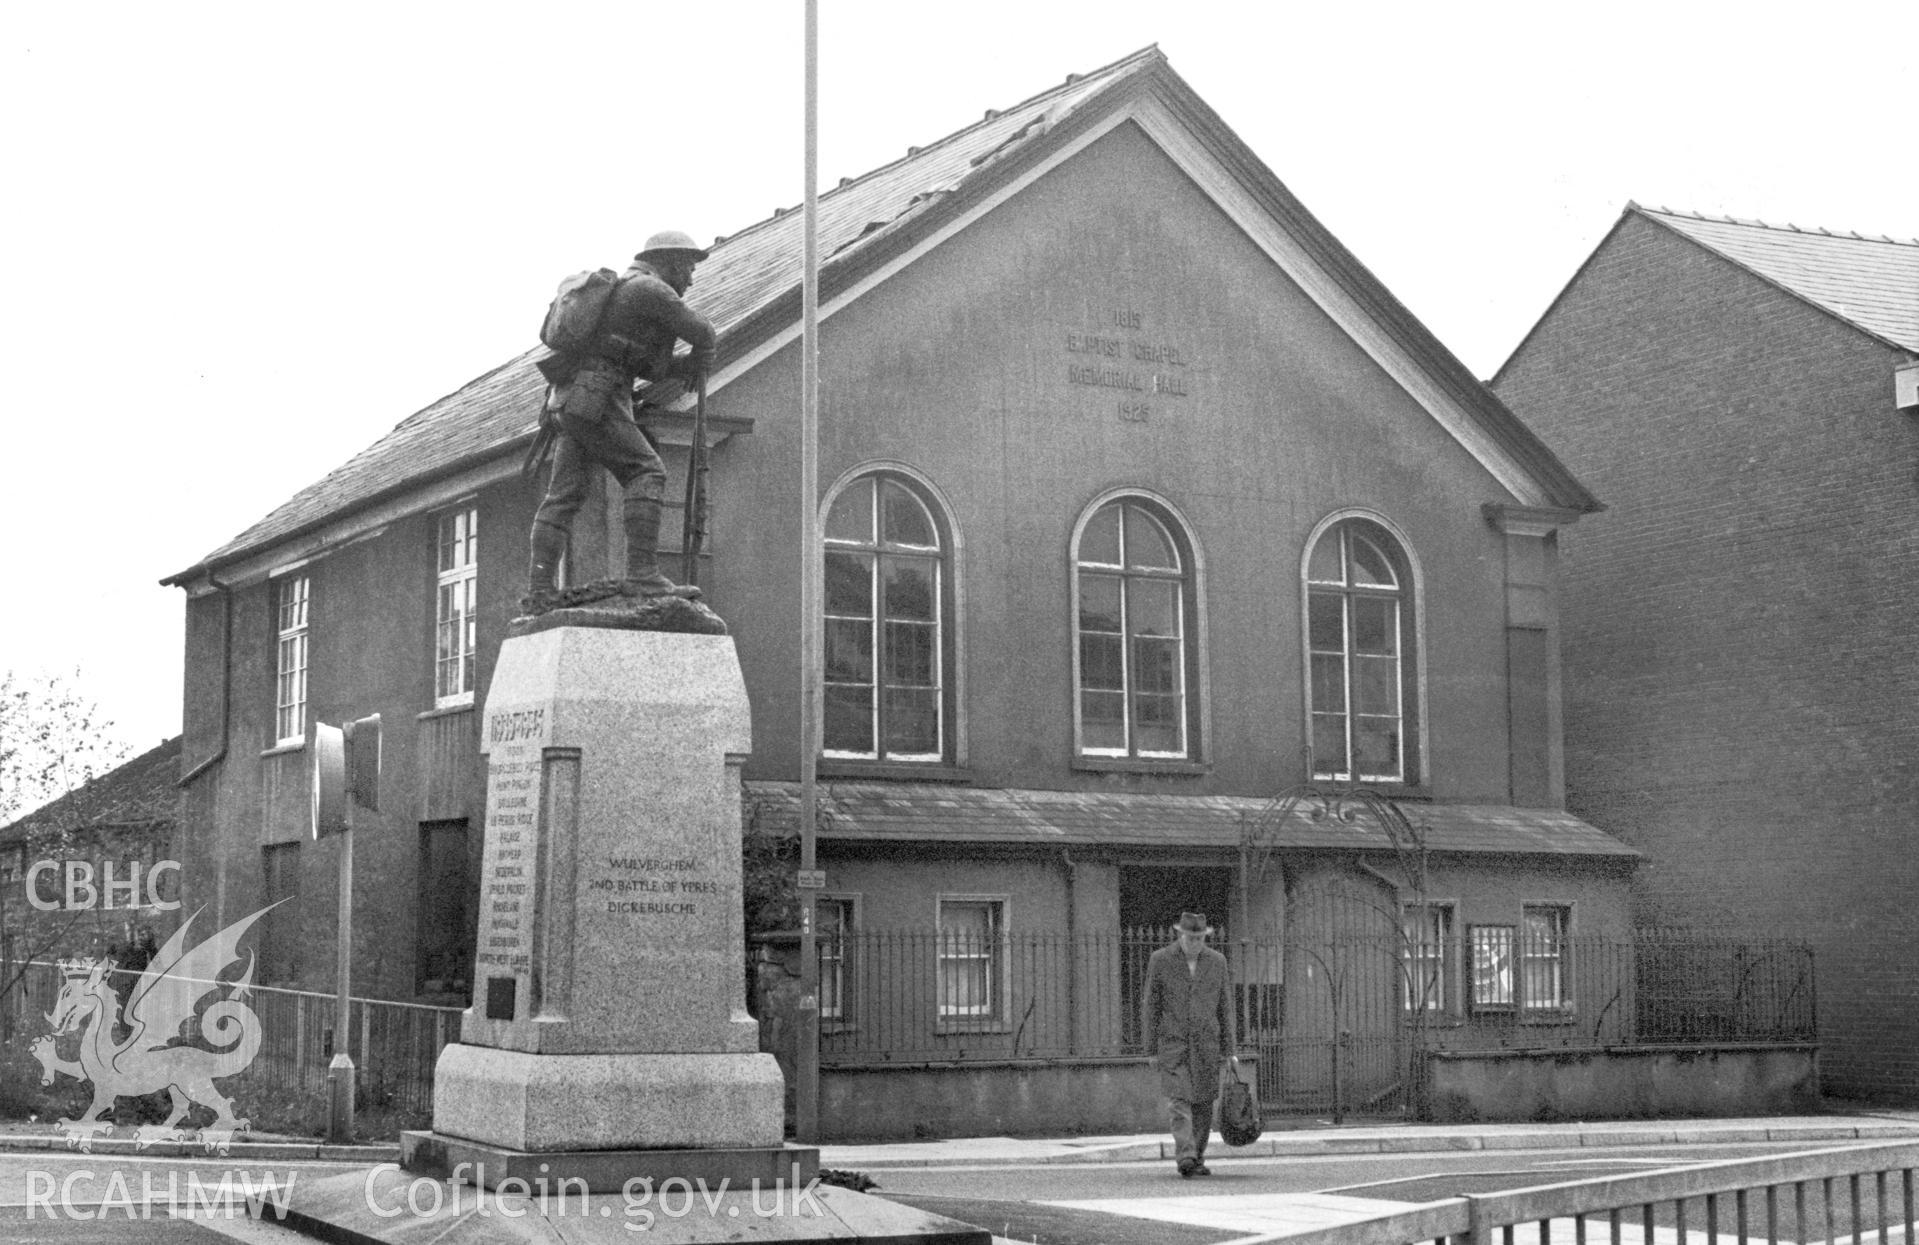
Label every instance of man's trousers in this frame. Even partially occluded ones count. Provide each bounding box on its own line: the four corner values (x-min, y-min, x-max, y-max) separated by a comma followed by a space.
1168, 1095, 1216, 1164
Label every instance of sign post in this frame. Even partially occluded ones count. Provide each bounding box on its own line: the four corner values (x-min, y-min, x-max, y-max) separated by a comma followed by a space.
796, 0, 823, 1145
311, 714, 380, 1144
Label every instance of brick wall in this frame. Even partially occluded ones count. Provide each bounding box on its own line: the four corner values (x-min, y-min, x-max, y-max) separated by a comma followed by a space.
1493, 212, 1919, 1099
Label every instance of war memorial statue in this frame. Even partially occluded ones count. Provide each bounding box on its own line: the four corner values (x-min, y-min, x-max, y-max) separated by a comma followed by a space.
282, 231, 990, 1241
519, 230, 725, 634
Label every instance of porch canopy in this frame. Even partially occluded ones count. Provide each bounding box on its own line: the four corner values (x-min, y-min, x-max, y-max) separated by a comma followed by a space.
744, 782, 1638, 858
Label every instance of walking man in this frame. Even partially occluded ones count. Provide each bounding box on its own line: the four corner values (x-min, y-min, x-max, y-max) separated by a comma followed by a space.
526, 230, 716, 608
1141, 911, 1238, 1177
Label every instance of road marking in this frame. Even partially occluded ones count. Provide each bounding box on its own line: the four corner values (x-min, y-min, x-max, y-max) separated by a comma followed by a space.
1043, 1191, 1421, 1237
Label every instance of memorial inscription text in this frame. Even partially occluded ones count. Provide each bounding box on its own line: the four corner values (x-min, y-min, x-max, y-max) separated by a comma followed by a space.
1065, 307, 1193, 421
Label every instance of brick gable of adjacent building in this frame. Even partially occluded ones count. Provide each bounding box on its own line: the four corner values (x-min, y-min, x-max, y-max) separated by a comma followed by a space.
1493, 211, 1919, 1099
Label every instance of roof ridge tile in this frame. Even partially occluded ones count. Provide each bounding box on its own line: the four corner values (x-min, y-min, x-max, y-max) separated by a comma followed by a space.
1641, 203, 1919, 248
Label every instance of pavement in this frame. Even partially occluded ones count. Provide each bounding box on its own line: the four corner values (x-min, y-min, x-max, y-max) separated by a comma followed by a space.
5, 1112, 1919, 1245
808, 1110, 1919, 1245
2, 1109, 1917, 1168
812, 1109, 1919, 1170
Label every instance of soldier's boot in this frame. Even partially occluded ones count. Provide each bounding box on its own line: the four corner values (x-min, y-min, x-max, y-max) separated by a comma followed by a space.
520, 521, 568, 613
623, 497, 702, 599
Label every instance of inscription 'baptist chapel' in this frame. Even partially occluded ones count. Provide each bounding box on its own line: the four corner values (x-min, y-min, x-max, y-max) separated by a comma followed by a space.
1065, 307, 1193, 420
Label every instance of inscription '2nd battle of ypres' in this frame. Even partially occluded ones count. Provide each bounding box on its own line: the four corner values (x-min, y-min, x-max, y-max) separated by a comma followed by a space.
589, 855, 718, 918
1064, 307, 1192, 421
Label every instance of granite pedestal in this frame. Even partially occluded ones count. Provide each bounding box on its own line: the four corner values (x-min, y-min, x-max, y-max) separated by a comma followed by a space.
408, 625, 797, 1189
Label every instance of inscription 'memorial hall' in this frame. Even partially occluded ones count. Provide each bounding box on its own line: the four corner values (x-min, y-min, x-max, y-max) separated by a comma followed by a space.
422, 625, 787, 1180
1065, 306, 1193, 422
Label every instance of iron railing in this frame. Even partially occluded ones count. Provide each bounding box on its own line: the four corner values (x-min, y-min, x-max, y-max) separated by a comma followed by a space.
4, 959, 464, 1123
813, 929, 1815, 1080
1267, 1140, 1919, 1245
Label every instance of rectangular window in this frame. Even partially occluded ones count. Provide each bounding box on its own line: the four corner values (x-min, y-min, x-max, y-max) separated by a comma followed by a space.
260, 842, 301, 985
1521, 905, 1570, 1010
275, 575, 310, 745
435, 507, 479, 706
1402, 903, 1454, 1013
937, 897, 1005, 1020
817, 897, 857, 1022
1470, 924, 1514, 1012
416, 820, 473, 998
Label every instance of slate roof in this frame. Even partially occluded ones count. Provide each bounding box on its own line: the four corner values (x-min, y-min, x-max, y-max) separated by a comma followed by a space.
1637, 205, 1919, 352
166, 45, 1598, 586
745, 781, 1638, 859
1, 736, 182, 839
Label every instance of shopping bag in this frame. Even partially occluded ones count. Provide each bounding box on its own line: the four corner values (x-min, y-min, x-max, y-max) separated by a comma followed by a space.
1219, 1064, 1263, 1147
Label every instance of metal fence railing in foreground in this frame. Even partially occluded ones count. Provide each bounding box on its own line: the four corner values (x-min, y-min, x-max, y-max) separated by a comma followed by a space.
3, 959, 463, 1124
1263, 1140, 1919, 1245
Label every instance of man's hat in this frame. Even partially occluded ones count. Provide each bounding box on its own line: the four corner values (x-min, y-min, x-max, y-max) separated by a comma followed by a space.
636, 229, 710, 262
1176, 912, 1211, 935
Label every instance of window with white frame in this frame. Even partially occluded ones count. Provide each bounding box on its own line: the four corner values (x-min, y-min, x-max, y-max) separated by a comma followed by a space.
1306, 517, 1418, 784
1520, 905, 1570, 1010
274, 574, 310, 745
1074, 496, 1195, 759
817, 897, 857, 1022
936, 897, 1005, 1020
823, 474, 949, 762
435, 506, 479, 706
1401, 903, 1455, 1013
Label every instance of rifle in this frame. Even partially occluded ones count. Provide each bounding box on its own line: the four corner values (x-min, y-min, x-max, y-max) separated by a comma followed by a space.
681, 373, 710, 586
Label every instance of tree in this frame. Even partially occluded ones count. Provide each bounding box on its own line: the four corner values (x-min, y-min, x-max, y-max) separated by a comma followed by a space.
0, 669, 133, 827
0, 669, 137, 1041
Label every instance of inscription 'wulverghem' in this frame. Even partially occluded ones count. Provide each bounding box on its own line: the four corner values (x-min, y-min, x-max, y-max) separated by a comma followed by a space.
1065, 308, 1193, 421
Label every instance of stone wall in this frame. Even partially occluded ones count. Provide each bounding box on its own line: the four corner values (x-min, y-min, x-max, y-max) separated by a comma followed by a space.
1422, 1044, 1821, 1123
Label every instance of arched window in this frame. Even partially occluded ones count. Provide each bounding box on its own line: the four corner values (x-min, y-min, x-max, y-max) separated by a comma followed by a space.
1073, 495, 1197, 760
823, 472, 951, 762
1305, 517, 1419, 785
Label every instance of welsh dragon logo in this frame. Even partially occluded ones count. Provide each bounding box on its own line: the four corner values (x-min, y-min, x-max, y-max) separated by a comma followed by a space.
30, 903, 277, 1154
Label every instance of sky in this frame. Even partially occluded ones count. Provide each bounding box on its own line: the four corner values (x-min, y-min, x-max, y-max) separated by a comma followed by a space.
2, 0, 1911, 762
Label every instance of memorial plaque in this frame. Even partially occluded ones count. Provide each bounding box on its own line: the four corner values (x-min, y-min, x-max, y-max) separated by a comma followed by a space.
473, 706, 548, 1020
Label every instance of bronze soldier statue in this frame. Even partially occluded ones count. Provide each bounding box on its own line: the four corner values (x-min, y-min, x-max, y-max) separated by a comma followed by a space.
525, 230, 716, 610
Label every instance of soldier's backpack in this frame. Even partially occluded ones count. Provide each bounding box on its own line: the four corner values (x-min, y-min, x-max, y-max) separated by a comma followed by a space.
539, 267, 622, 355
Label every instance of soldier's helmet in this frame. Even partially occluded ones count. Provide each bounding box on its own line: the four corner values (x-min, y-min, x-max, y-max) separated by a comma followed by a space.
636, 230, 710, 262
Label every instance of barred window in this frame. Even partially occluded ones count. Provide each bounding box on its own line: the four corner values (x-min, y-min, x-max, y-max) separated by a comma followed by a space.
274, 575, 310, 745
817, 897, 857, 1022
1471, 924, 1515, 1011
435, 506, 479, 707
1402, 903, 1455, 1013
1521, 905, 1570, 1010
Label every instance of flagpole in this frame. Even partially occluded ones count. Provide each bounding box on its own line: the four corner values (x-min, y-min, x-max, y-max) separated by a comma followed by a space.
796, 0, 822, 1146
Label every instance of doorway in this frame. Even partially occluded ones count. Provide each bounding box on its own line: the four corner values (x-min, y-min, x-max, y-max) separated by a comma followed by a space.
1118, 864, 1234, 1049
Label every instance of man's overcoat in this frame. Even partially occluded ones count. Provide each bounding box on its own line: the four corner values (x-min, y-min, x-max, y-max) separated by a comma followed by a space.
1141, 942, 1236, 1102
